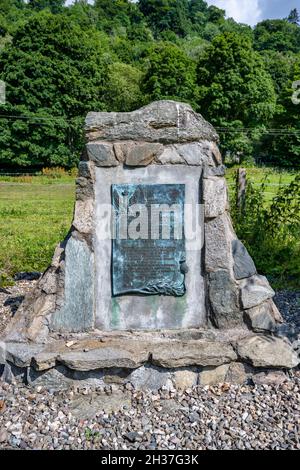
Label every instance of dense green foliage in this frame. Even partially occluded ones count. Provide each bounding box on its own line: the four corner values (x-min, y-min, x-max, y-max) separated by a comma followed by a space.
231, 172, 300, 288
0, 1, 300, 168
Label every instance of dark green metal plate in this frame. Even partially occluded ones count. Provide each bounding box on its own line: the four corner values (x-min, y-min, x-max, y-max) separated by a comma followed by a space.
112, 184, 186, 296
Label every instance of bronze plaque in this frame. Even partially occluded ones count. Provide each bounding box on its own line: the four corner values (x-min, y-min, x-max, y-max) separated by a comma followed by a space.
112, 184, 186, 296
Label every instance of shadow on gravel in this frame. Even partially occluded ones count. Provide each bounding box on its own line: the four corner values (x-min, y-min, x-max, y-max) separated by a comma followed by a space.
4, 296, 25, 315
14, 272, 41, 281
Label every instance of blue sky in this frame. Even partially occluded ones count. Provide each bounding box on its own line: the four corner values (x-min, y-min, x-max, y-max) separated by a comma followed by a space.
65, 1, 299, 27
207, 0, 299, 26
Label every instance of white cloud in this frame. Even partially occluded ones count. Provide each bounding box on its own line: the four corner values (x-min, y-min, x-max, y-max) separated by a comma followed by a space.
207, 0, 263, 26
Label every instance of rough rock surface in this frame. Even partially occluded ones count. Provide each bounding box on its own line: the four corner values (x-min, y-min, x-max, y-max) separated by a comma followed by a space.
237, 335, 299, 369
232, 240, 257, 280
85, 100, 218, 144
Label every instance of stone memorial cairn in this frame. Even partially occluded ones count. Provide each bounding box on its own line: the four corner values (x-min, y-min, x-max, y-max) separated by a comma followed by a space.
1, 101, 299, 390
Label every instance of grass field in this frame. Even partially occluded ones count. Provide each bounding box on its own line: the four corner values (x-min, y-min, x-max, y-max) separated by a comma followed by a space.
0, 167, 298, 287
0, 178, 75, 285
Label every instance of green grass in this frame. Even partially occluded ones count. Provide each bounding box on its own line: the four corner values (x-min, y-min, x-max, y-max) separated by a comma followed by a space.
0, 179, 75, 285
226, 167, 297, 203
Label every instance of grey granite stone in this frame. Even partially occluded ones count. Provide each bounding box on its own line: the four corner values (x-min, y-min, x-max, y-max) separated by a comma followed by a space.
151, 339, 237, 368
86, 141, 118, 167
51, 236, 94, 333
240, 275, 275, 310
78, 161, 93, 179
73, 199, 94, 235
85, 100, 218, 144
208, 270, 242, 328
58, 343, 150, 371
175, 142, 216, 166
4, 342, 44, 368
205, 214, 234, 272
125, 142, 163, 166
156, 146, 184, 164
198, 364, 229, 386
232, 240, 257, 280
244, 300, 277, 332
237, 335, 300, 369
75, 176, 94, 201
128, 365, 172, 391
28, 365, 105, 391
203, 177, 228, 218
203, 165, 226, 177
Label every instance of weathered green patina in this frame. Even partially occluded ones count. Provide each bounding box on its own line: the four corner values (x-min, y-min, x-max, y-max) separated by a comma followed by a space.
112, 184, 186, 296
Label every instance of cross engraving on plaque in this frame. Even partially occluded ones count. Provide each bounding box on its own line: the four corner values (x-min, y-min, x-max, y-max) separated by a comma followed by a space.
112, 184, 186, 296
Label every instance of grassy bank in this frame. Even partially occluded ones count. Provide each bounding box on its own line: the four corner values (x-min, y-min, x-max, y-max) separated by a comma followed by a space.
0, 180, 75, 285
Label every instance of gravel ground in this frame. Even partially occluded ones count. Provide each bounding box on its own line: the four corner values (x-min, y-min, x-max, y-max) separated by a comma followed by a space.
0, 278, 299, 450
0, 377, 300, 450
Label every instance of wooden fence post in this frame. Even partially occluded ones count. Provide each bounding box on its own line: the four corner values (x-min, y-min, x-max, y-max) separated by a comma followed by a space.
236, 168, 247, 213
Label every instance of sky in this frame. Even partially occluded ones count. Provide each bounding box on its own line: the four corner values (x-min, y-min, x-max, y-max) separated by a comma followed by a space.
205, 1, 298, 26
65, 1, 299, 27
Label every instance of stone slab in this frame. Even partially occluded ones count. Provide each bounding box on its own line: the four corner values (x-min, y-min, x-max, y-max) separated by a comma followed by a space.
85, 100, 218, 144
50, 236, 95, 333
151, 340, 237, 368
232, 240, 256, 280
240, 275, 275, 310
237, 335, 300, 369
94, 165, 205, 330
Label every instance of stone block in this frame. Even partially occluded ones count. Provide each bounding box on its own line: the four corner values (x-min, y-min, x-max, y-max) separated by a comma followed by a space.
151, 339, 237, 368
156, 146, 184, 164
244, 300, 278, 332
205, 214, 233, 272
86, 141, 118, 167
232, 240, 256, 280
203, 165, 226, 177
252, 370, 288, 386
240, 275, 275, 310
203, 177, 228, 218
225, 362, 251, 384
73, 199, 94, 234
85, 100, 218, 144
173, 369, 198, 390
128, 365, 172, 391
237, 335, 300, 369
198, 364, 229, 386
125, 142, 163, 166
175, 142, 215, 166
50, 236, 95, 333
208, 270, 242, 328
58, 344, 149, 371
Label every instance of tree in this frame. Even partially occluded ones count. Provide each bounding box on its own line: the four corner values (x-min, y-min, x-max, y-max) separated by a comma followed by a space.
141, 41, 198, 105
262, 58, 300, 168
103, 62, 143, 112
0, 11, 109, 168
196, 32, 276, 161
254, 19, 300, 53
138, 0, 191, 37
28, 0, 65, 14
287, 8, 300, 25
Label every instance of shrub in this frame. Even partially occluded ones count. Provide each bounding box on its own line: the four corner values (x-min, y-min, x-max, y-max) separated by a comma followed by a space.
231, 172, 300, 288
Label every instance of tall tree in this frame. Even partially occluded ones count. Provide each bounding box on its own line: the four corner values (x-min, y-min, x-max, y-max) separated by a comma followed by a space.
138, 0, 191, 37
254, 19, 300, 53
142, 41, 198, 105
287, 8, 300, 25
196, 32, 276, 161
28, 0, 65, 14
0, 11, 109, 168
